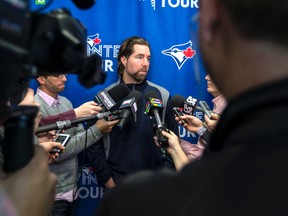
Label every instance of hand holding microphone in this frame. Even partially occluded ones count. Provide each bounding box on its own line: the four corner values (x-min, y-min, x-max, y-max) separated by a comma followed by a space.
36, 83, 130, 134
203, 112, 220, 132
96, 118, 119, 134
145, 91, 169, 148
74, 101, 102, 118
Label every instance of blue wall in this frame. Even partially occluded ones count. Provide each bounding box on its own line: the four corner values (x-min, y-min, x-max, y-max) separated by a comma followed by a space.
30, 0, 210, 215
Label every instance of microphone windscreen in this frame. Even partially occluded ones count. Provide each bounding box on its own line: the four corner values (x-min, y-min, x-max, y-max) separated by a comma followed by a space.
108, 83, 130, 102
144, 91, 158, 101
71, 0, 96, 10
127, 90, 142, 104
171, 94, 185, 107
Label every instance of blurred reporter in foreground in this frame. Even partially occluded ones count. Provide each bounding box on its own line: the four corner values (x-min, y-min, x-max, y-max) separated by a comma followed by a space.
95, 0, 288, 215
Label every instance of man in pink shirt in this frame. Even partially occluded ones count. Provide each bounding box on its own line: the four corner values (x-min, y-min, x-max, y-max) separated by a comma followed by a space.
163, 75, 227, 170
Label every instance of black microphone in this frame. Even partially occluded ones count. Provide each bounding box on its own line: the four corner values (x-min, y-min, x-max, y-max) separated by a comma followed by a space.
171, 94, 188, 124
145, 91, 169, 148
94, 83, 130, 111
171, 94, 203, 115
116, 90, 142, 130
36, 110, 121, 134
71, 0, 96, 10
183, 95, 199, 115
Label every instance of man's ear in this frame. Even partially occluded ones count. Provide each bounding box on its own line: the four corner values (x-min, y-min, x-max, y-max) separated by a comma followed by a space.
36, 76, 45, 85
120, 56, 127, 67
199, 0, 222, 43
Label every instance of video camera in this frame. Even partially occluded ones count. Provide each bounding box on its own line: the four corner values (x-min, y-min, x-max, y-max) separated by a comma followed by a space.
0, 0, 103, 173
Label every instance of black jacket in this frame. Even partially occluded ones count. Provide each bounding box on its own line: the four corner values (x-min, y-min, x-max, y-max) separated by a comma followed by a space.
95, 78, 288, 216
86, 79, 178, 185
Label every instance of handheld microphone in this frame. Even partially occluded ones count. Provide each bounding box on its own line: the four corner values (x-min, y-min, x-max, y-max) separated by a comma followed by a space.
36, 110, 121, 134
183, 96, 198, 115
171, 94, 188, 124
198, 101, 212, 118
116, 90, 142, 130
171, 94, 204, 115
94, 83, 130, 111
145, 92, 169, 148
71, 0, 96, 10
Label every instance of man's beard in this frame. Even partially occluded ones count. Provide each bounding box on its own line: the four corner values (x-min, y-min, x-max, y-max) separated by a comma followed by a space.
128, 71, 146, 83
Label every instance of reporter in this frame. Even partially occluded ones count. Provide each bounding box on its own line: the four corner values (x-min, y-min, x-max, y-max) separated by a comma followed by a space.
176, 74, 227, 161
34, 73, 118, 215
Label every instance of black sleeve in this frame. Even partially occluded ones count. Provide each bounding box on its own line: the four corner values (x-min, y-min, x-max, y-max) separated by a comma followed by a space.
86, 137, 114, 186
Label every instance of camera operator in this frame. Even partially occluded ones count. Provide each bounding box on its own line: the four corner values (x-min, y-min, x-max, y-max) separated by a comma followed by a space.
0, 88, 59, 216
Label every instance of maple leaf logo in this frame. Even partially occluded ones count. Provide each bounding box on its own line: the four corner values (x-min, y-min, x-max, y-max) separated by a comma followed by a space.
87, 33, 102, 48
162, 40, 196, 70
183, 47, 196, 58
93, 36, 101, 45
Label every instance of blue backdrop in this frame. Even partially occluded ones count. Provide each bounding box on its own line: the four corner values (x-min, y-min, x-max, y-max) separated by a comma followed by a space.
30, 0, 210, 215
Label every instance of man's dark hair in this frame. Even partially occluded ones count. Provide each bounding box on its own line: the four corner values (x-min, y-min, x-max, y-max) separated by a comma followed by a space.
117, 36, 150, 77
221, 0, 288, 46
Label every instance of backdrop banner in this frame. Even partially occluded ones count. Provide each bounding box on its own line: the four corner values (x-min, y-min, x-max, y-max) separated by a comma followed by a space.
31, 0, 209, 215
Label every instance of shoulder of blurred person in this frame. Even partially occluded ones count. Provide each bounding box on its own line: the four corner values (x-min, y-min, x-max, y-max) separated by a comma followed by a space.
95, 0, 288, 215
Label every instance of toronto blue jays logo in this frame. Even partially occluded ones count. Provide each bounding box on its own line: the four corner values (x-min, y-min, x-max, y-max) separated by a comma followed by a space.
77, 166, 98, 185
87, 33, 102, 56
162, 40, 196, 70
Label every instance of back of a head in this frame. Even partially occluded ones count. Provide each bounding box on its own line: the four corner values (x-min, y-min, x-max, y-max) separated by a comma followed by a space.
221, 0, 288, 46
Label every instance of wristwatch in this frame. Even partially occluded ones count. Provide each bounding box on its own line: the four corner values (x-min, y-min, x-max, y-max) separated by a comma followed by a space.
197, 125, 207, 137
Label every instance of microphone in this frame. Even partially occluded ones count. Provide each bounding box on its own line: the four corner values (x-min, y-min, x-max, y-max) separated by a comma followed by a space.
171, 94, 204, 115
36, 110, 121, 134
145, 91, 169, 148
71, 0, 96, 10
94, 83, 130, 111
183, 95, 198, 115
116, 90, 142, 130
171, 94, 188, 124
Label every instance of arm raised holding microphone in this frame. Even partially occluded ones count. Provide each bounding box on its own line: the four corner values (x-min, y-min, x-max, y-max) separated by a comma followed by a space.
33, 73, 121, 215
171, 74, 227, 162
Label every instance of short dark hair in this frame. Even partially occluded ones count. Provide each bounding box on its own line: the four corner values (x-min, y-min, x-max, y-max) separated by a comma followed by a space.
117, 36, 150, 77
221, 0, 288, 46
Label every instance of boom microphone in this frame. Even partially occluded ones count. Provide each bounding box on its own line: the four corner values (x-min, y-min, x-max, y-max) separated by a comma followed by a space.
95, 83, 130, 111
71, 0, 96, 10
116, 90, 142, 130
145, 91, 169, 148
36, 110, 121, 134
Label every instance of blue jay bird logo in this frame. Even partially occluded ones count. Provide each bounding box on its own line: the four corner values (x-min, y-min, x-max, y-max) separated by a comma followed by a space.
162, 40, 196, 70
87, 33, 102, 48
